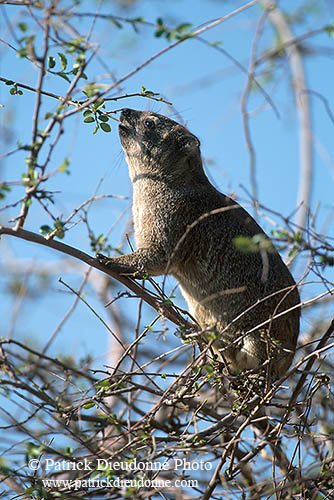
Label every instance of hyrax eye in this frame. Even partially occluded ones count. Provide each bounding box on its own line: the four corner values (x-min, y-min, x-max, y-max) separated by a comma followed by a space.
144, 119, 155, 129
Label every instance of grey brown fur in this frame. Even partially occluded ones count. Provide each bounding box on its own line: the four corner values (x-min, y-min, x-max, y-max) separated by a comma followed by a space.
98, 108, 300, 377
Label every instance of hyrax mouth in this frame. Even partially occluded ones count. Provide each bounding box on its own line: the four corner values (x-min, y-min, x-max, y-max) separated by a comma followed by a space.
118, 123, 129, 133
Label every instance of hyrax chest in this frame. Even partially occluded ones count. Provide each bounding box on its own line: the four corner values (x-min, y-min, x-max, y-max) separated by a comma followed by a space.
132, 182, 186, 256
132, 188, 165, 248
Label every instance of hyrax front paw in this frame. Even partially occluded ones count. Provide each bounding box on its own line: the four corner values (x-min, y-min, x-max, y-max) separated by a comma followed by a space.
95, 253, 147, 279
95, 253, 113, 267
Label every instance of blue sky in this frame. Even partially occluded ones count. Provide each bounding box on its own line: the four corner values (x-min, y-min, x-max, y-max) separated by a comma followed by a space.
1, 0, 333, 364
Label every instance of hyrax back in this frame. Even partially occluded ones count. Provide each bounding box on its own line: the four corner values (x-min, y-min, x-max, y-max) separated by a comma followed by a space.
98, 108, 300, 378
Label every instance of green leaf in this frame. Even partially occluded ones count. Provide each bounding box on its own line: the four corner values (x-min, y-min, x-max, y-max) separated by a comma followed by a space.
59, 157, 70, 172
100, 123, 111, 133
83, 109, 92, 117
83, 401, 95, 409
109, 17, 122, 29
288, 247, 299, 259
209, 40, 222, 47
1, 184, 10, 192
56, 71, 71, 83
58, 52, 68, 70
0, 183, 11, 200
324, 23, 334, 37
176, 22, 192, 32
5, 80, 14, 86
155, 28, 166, 38
84, 116, 95, 123
54, 219, 65, 239
98, 114, 109, 122
18, 22, 28, 32
68, 36, 86, 52
96, 379, 111, 389
24, 487, 37, 495
40, 225, 53, 236
252, 234, 266, 245
294, 232, 303, 243
17, 48, 27, 58
72, 66, 87, 78
82, 85, 99, 98
56, 104, 65, 114
142, 89, 154, 96
94, 99, 105, 111
233, 236, 256, 253
26, 441, 44, 459
0, 461, 11, 476
48, 56, 56, 68
205, 365, 214, 375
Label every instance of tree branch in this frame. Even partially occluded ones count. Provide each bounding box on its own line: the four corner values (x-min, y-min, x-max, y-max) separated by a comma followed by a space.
0, 225, 194, 329
261, 0, 313, 232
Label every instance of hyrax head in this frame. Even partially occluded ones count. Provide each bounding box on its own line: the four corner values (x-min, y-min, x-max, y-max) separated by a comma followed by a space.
118, 109, 200, 175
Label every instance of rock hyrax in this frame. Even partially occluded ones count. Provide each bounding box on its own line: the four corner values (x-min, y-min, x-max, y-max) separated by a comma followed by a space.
98, 108, 300, 378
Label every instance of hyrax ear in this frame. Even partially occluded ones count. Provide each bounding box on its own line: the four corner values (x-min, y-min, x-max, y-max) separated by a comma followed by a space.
175, 129, 200, 154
